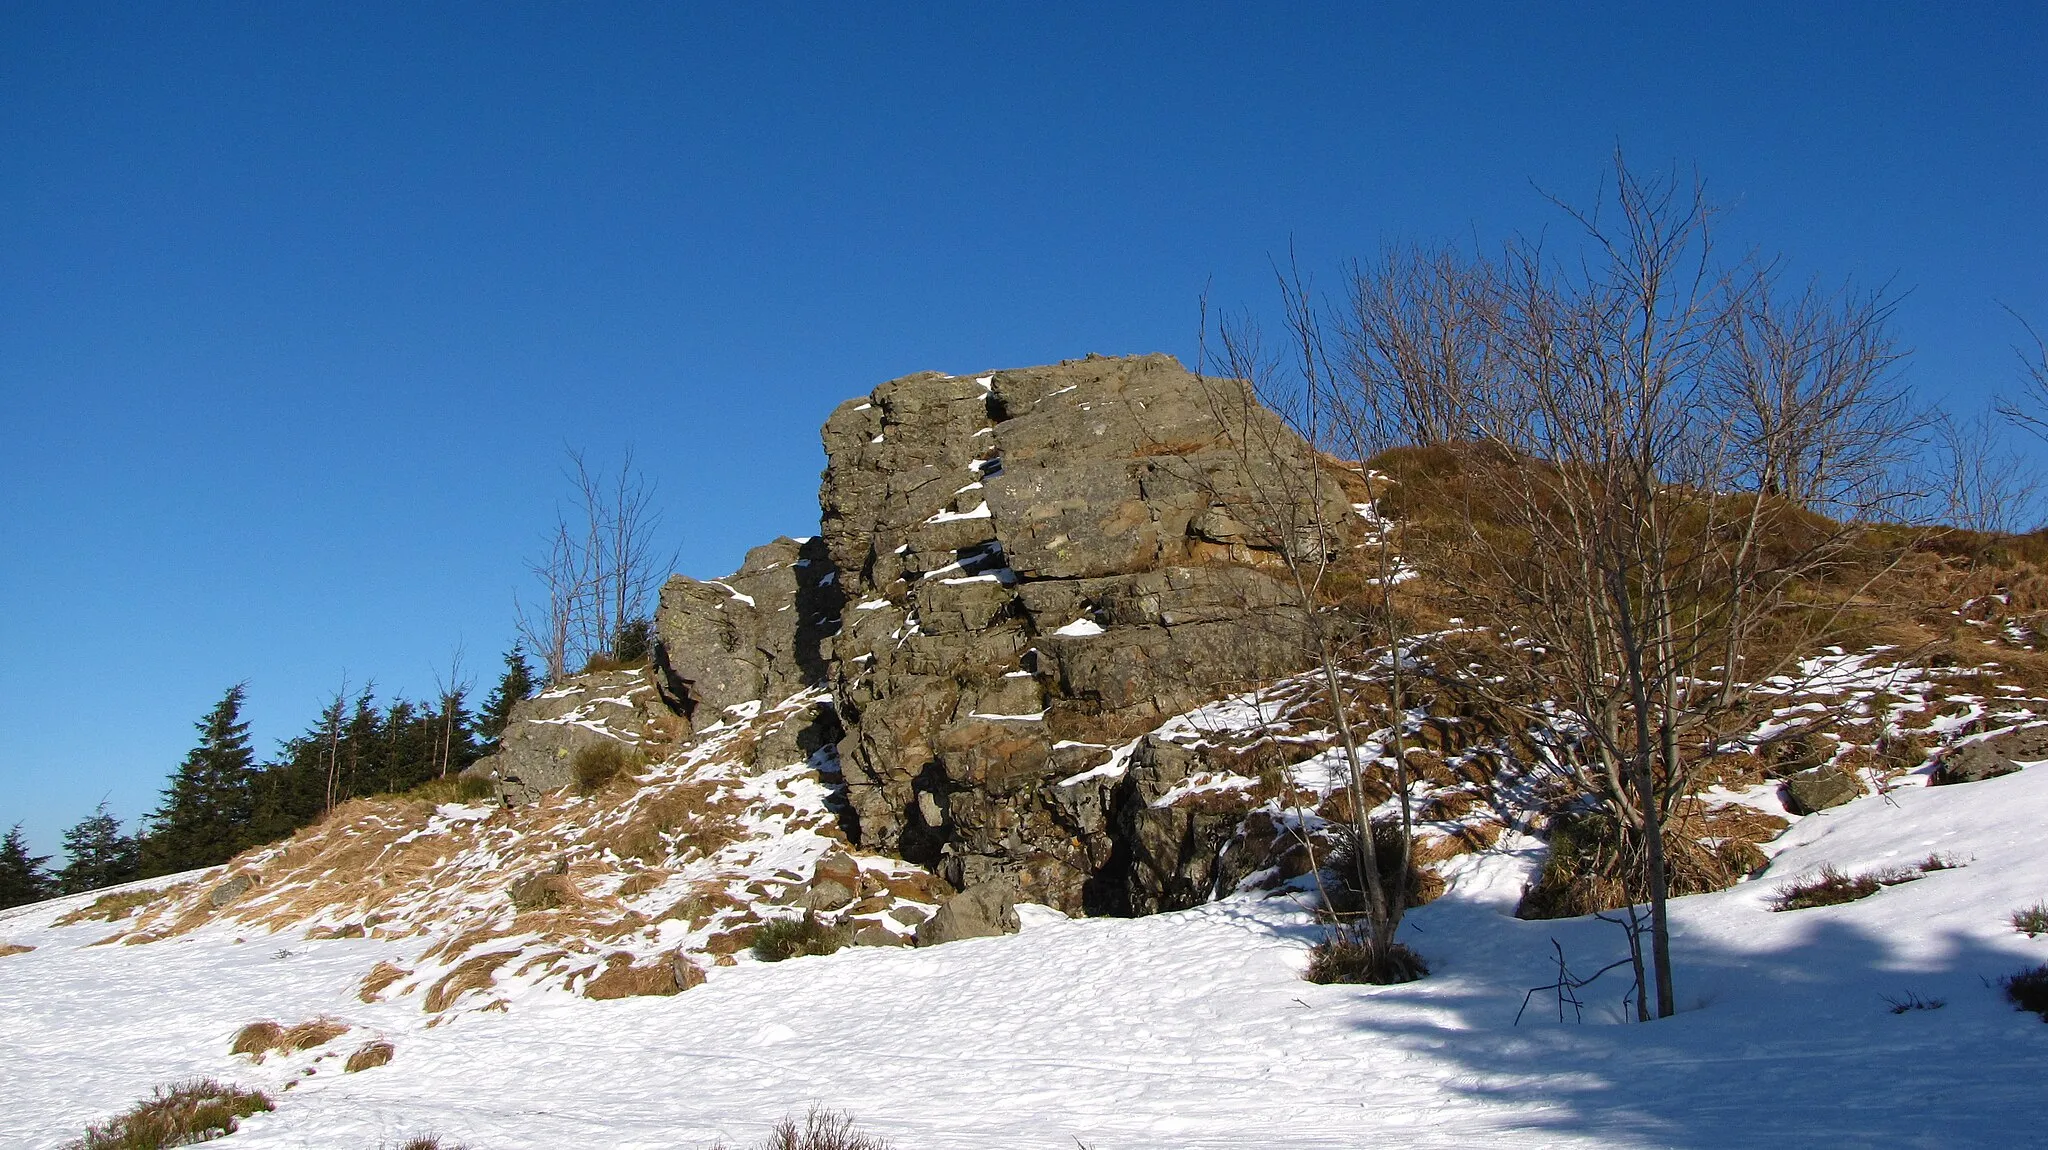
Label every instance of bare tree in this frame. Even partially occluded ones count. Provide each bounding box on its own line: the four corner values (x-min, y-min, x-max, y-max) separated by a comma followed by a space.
1996, 309, 2048, 447
430, 643, 473, 779
1342, 241, 1498, 445
1398, 155, 1916, 1019
516, 448, 678, 683
1187, 269, 1427, 983
1926, 409, 2043, 534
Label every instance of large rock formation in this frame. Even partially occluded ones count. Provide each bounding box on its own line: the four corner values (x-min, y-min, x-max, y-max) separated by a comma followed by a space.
626, 354, 1354, 915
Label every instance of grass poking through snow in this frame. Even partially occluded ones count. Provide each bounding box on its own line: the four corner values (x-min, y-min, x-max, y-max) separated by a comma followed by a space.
2003, 963, 2048, 1021
751, 914, 849, 962
2012, 902, 2048, 938
65, 1079, 272, 1149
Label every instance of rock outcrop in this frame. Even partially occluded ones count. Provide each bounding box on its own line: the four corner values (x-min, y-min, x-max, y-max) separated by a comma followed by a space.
1931, 723, 2048, 786
466, 669, 682, 804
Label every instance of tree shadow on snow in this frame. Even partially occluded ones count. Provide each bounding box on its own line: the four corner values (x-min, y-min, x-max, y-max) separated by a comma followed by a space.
1334, 901, 2048, 1148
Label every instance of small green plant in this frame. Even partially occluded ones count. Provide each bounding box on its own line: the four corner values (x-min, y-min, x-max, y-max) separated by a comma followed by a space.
2011, 902, 2048, 938
1769, 865, 1881, 911
2001, 963, 2048, 1021
751, 913, 849, 962
66, 1079, 272, 1149
572, 742, 643, 795
1302, 924, 1428, 985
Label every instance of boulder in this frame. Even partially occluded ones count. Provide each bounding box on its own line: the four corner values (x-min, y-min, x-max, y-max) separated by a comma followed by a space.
208, 873, 257, 908
915, 880, 1021, 947
652, 536, 843, 721
1931, 724, 2048, 786
1781, 765, 1863, 815
461, 669, 680, 804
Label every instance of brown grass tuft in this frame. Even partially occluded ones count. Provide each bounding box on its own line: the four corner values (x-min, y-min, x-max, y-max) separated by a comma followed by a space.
277, 1017, 349, 1053
424, 950, 518, 1012
0, 942, 34, 957
54, 886, 179, 927
344, 1039, 395, 1073
358, 961, 409, 1003
229, 1021, 283, 1059
65, 1079, 272, 1149
582, 950, 704, 1000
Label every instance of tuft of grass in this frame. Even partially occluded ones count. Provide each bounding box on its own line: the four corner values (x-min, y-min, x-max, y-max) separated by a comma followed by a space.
278, 1017, 348, 1053
1302, 924, 1429, 985
230, 1021, 283, 1059
359, 961, 410, 1003
344, 1039, 395, 1073
53, 887, 175, 927
1770, 864, 1881, 911
1881, 990, 1946, 1014
0, 942, 34, 957
751, 913, 850, 962
2013, 902, 2048, 938
1918, 852, 1968, 872
572, 741, 644, 795
2002, 963, 2048, 1021
387, 1135, 469, 1150
756, 1107, 893, 1150
1517, 810, 1751, 920
65, 1079, 272, 1149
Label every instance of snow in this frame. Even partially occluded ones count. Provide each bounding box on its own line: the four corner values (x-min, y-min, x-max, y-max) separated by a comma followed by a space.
4, 764, 2047, 1146
705, 580, 756, 608
925, 501, 991, 524
1053, 618, 1104, 637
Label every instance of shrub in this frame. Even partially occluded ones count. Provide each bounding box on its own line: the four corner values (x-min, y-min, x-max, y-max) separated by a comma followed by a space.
1769, 864, 1881, 911
1322, 818, 1444, 918
344, 1039, 395, 1073
66, 1079, 272, 1149
1517, 810, 1749, 920
572, 742, 643, 795
2013, 902, 2048, 938
751, 913, 849, 962
1302, 924, 1428, 985
388, 1136, 468, 1150
756, 1107, 892, 1150
2002, 963, 2048, 1021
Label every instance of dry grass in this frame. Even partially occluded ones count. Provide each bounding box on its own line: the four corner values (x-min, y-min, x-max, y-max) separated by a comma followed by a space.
753, 1107, 895, 1150
64, 1079, 272, 1149
582, 950, 704, 999
423, 950, 518, 1012
2011, 903, 2048, 938
751, 914, 850, 962
359, 961, 409, 1002
229, 1021, 282, 1059
53, 886, 178, 927
1770, 865, 1882, 911
344, 1039, 395, 1073
231, 1017, 347, 1060
1302, 925, 1429, 985
388, 1136, 469, 1150
2004, 963, 2048, 1021
0, 942, 33, 957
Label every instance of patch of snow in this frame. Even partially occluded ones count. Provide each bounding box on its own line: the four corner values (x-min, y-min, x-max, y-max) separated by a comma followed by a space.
1053, 618, 1104, 637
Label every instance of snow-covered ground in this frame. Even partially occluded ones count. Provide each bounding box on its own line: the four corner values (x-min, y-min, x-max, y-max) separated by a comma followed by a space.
4, 762, 2044, 1149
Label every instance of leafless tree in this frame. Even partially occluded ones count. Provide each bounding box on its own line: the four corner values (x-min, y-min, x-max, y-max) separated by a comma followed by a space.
1996, 309, 2048, 447
516, 448, 678, 683
1189, 267, 1427, 982
1394, 155, 1916, 1019
430, 643, 473, 779
1342, 241, 1498, 445
1926, 409, 2043, 534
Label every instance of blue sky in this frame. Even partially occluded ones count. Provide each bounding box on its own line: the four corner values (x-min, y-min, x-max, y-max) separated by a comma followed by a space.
3, 4, 2043, 856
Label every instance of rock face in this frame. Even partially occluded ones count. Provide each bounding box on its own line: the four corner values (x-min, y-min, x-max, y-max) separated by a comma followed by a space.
1931, 724, 2048, 786
465, 669, 681, 804
818, 354, 1351, 913
542, 354, 1353, 916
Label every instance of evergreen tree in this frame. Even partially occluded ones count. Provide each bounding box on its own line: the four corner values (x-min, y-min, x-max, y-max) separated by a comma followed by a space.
139, 684, 258, 877
56, 802, 140, 895
479, 644, 537, 750
612, 616, 654, 664
1, 824, 55, 908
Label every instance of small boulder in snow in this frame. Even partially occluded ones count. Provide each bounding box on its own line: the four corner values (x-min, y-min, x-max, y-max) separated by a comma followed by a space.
1781, 765, 1862, 815
1931, 724, 2048, 786
915, 881, 1021, 947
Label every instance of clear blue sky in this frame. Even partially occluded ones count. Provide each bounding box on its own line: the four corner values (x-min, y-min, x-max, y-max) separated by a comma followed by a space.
3, 4, 2043, 857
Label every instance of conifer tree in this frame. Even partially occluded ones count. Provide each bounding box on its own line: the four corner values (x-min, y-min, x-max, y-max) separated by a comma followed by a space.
139, 684, 258, 877
56, 802, 140, 895
1, 824, 55, 908
479, 644, 537, 750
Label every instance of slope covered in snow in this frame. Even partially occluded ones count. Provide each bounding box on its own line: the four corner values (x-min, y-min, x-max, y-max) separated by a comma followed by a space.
4, 747, 2043, 1148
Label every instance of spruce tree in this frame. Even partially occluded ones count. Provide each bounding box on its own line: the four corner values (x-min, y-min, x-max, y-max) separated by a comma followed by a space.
139, 684, 258, 877
1, 824, 55, 908
56, 802, 141, 895
612, 617, 654, 664
479, 644, 537, 750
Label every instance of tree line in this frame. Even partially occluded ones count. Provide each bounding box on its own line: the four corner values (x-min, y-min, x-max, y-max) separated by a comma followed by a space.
0, 647, 539, 909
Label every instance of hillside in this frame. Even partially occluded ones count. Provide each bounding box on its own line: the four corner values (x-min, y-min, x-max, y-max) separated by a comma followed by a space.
4, 355, 2046, 1148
